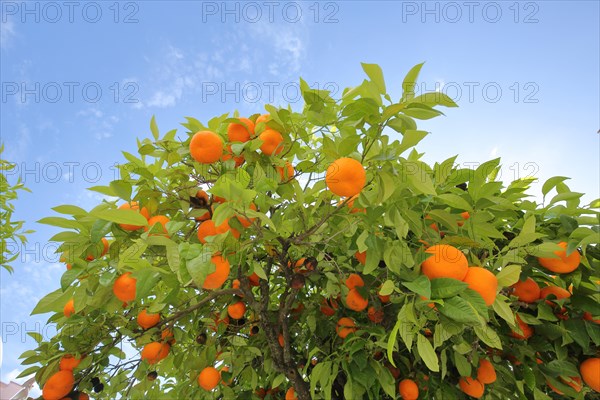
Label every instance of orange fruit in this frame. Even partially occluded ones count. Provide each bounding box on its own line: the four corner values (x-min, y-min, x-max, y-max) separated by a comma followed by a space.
342, 195, 366, 214
59, 354, 82, 371
78, 393, 90, 400
227, 117, 254, 142
367, 306, 384, 323
320, 297, 339, 316
354, 251, 367, 265
42, 370, 74, 400
336, 317, 357, 339
580, 358, 600, 392
85, 237, 110, 261
190, 131, 224, 164
561, 376, 582, 392
277, 162, 295, 182
144, 215, 170, 235
232, 279, 241, 290
457, 211, 470, 227
583, 312, 600, 324
118, 201, 150, 231
421, 244, 468, 280
256, 114, 270, 125
195, 190, 210, 206
399, 378, 419, 400
227, 301, 246, 319
236, 203, 257, 228
221, 145, 245, 167
510, 314, 533, 340
259, 129, 284, 155
420, 296, 436, 309
278, 333, 284, 347
325, 158, 366, 197
285, 387, 297, 400
203, 255, 231, 290
477, 359, 496, 384
346, 288, 368, 312
161, 328, 175, 344
538, 242, 580, 273
539, 285, 571, 302
459, 377, 485, 398
197, 219, 239, 243
113, 272, 137, 302
463, 267, 498, 306
141, 342, 170, 364
511, 278, 540, 303
248, 272, 260, 286
378, 293, 391, 303
345, 273, 364, 289
137, 309, 160, 329
63, 299, 75, 318
198, 366, 220, 391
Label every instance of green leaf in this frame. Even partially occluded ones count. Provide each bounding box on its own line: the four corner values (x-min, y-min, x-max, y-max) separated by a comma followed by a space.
474, 323, 502, 349
437, 297, 479, 323
410, 92, 458, 108
361, 63, 386, 94
401, 161, 436, 195
401, 62, 425, 101
131, 268, 160, 300
37, 217, 83, 230
542, 176, 569, 197
436, 194, 471, 211
31, 289, 72, 315
186, 250, 215, 288
417, 334, 439, 372
109, 180, 132, 201
380, 280, 395, 296
493, 296, 516, 325
397, 130, 428, 154
430, 278, 468, 298
402, 275, 431, 299
453, 352, 471, 376
51, 205, 87, 216
150, 115, 159, 140
90, 209, 148, 227
88, 185, 116, 197
496, 264, 522, 287
426, 209, 459, 233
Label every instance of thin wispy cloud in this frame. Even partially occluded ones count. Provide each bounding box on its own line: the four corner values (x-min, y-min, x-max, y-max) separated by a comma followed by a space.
0, 18, 16, 49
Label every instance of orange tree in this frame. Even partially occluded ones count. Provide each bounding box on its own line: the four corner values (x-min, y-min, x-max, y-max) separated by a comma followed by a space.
20, 64, 600, 400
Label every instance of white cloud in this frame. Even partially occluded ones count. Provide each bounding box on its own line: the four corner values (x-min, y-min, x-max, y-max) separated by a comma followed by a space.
0, 18, 16, 49
490, 146, 498, 157
76, 108, 118, 140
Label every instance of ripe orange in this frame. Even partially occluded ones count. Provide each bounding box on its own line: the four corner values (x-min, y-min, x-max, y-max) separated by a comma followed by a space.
583, 312, 600, 324
336, 317, 357, 339
367, 306, 384, 323
59, 354, 82, 371
354, 251, 367, 265
342, 195, 366, 214
141, 342, 170, 364
325, 158, 366, 197
511, 278, 540, 303
345, 273, 364, 289
320, 297, 339, 316
457, 211, 470, 227
420, 296, 436, 309
78, 393, 90, 400
118, 201, 150, 231
539, 285, 571, 303
203, 255, 231, 290
144, 215, 170, 235
399, 378, 419, 400
190, 131, 224, 164
462, 267, 498, 306
197, 219, 239, 243
277, 162, 295, 182
137, 309, 160, 329
85, 237, 110, 261
232, 279, 241, 290
278, 333, 284, 347
580, 358, 600, 392
63, 299, 75, 318
561, 376, 582, 392
161, 328, 175, 344
42, 370, 74, 400
346, 288, 368, 312
227, 117, 254, 142
510, 314, 533, 340
198, 366, 221, 391
248, 272, 260, 286
538, 242, 580, 273
113, 272, 137, 302
236, 203, 257, 228
259, 129, 284, 155
477, 359, 496, 384
256, 114, 270, 125
285, 387, 297, 400
227, 301, 246, 319
221, 145, 245, 167
459, 377, 485, 398
421, 244, 468, 280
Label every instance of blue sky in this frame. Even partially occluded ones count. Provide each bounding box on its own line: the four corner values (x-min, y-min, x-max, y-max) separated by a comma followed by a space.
1, 0, 599, 392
